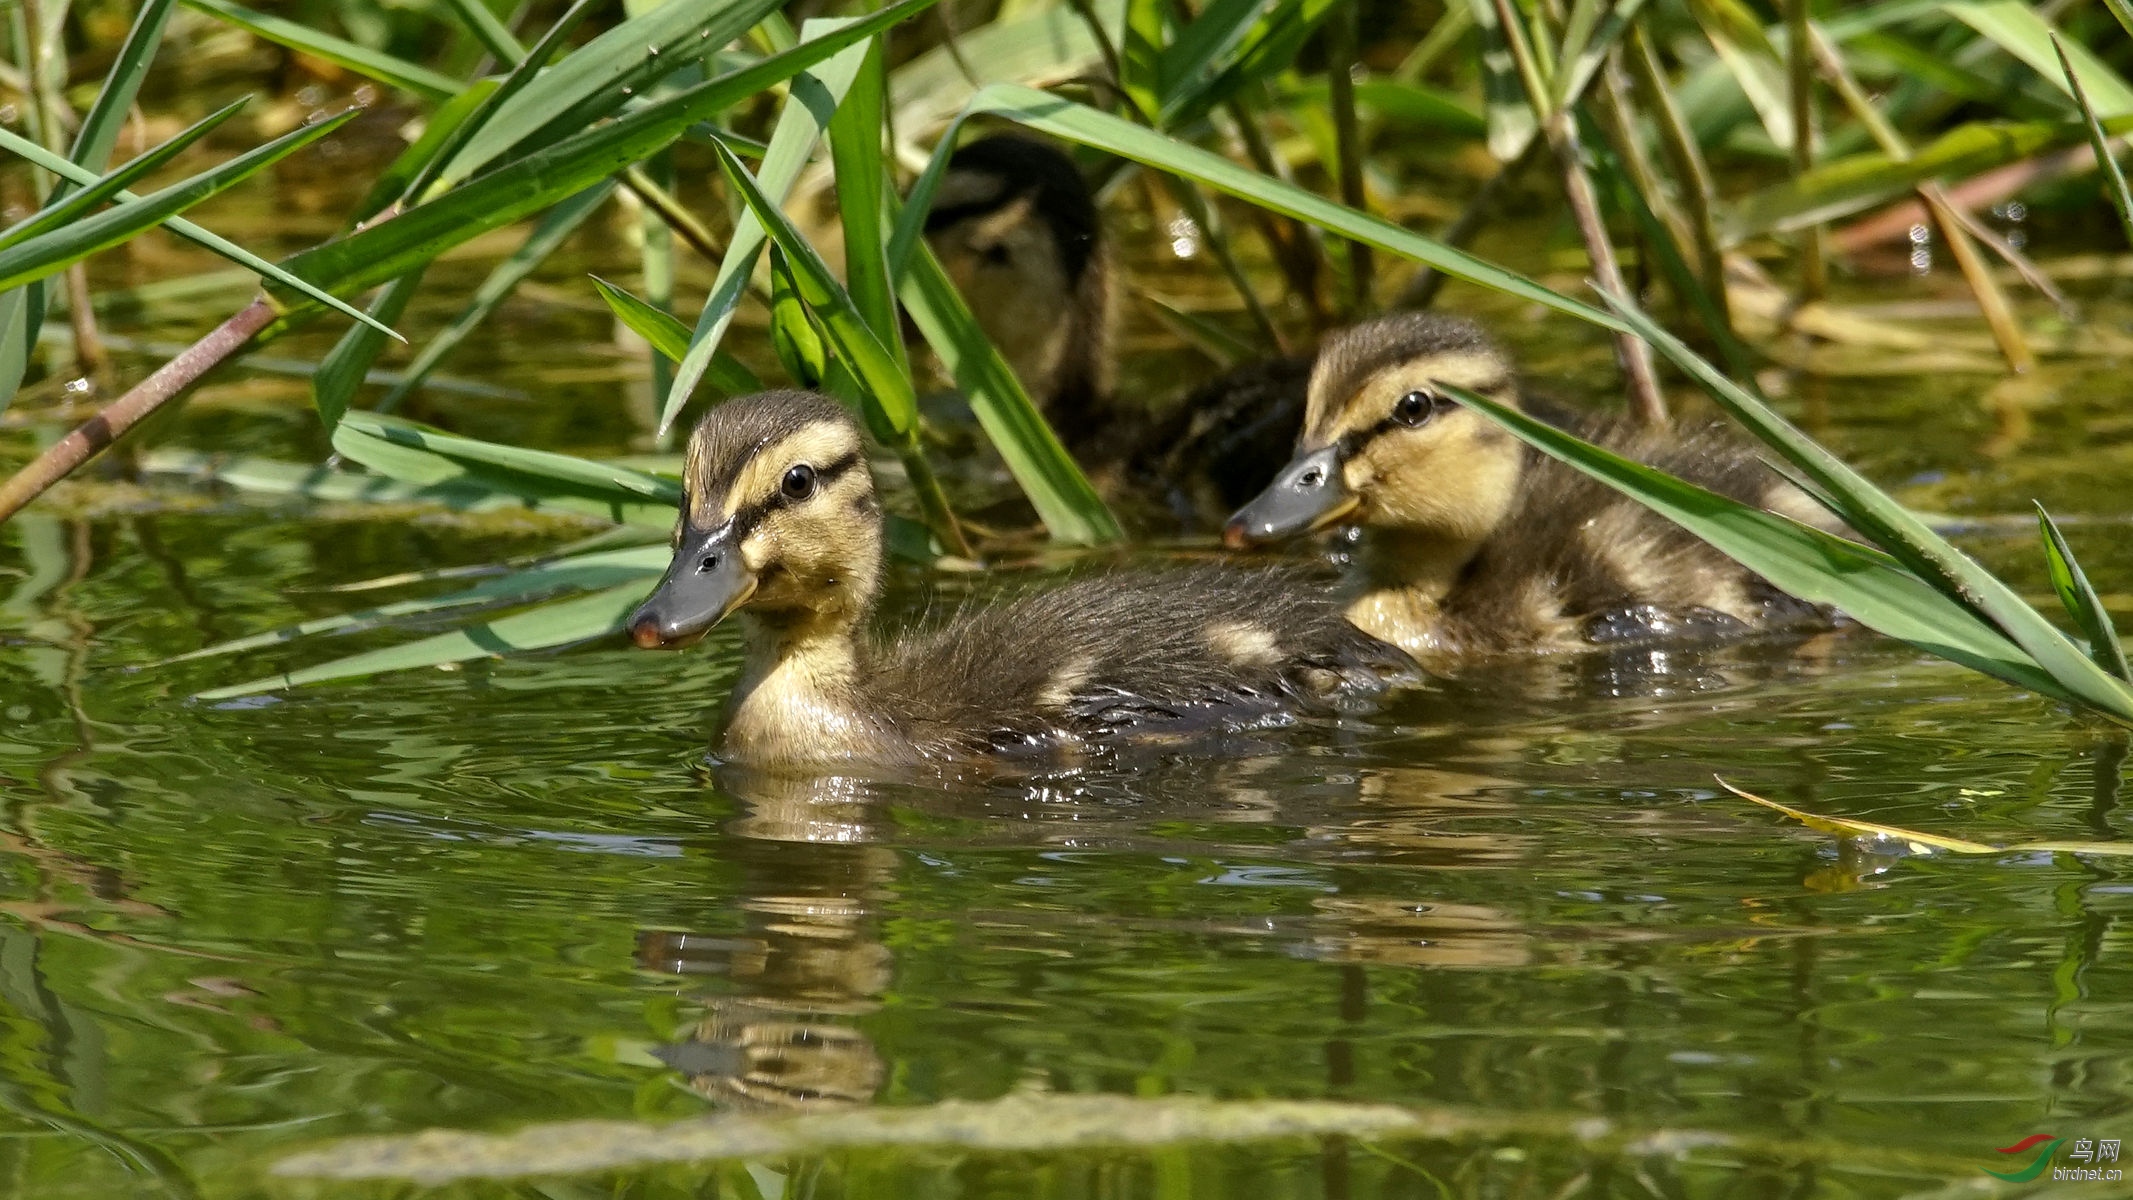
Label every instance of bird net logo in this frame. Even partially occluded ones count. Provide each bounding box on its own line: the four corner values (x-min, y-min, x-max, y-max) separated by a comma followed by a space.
1987, 1135, 2124, 1182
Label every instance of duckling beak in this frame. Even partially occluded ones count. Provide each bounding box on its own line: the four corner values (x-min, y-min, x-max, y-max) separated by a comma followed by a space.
628, 523, 758, 650
1223, 445, 1358, 548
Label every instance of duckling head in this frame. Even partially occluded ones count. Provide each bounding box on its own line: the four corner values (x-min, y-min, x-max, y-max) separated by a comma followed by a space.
922, 133, 1112, 415
1224, 314, 1523, 553
630, 391, 881, 649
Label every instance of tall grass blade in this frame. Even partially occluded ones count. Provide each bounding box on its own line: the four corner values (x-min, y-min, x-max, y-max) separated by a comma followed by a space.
712, 137, 970, 555
897, 84, 1626, 332
354, 80, 499, 223
827, 43, 902, 361
1722, 119, 2075, 241
314, 270, 426, 429
1946, 1, 2133, 117
658, 19, 877, 435
1597, 292, 2133, 725
1445, 384, 2077, 704
1154, 0, 1264, 121
169, 545, 670, 665
0, 109, 359, 292
440, 0, 787, 189
378, 181, 617, 414
2036, 504, 2131, 682
1467, 0, 1538, 159
710, 139, 915, 436
0, 286, 43, 417
178, 0, 463, 100
441, 0, 523, 66
412, 0, 596, 198
332, 411, 681, 529
0, 97, 249, 251
0, 122, 402, 338
768, 245, 832, 390
194, 583, 648, 700
54, 0, 177, 200
270, 1, 936, 326
2052, 33, 2133, 249
1552, 0, 1648, 112
592, 277, 762, 397
2107, 0, 2133, 41
900, 239, 1121, 544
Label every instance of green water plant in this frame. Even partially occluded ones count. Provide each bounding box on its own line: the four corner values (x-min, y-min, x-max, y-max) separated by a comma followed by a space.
2, 0, 2131, 729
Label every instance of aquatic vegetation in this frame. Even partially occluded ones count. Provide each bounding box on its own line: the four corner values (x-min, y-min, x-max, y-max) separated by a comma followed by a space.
0, 0, 2127, 724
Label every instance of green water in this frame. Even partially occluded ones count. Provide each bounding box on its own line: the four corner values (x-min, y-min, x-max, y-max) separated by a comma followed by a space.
5, 188, 2133, 1196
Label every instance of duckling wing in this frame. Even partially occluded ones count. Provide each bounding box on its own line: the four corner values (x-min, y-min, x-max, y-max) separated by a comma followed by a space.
870, 563, 1413, 757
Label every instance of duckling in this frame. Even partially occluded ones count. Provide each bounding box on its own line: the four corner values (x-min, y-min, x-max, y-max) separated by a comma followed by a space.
922, 134, 1310, 521
1223, 313, 1835, 670
626, 390, 1413, 768
923, 134, 1115, 441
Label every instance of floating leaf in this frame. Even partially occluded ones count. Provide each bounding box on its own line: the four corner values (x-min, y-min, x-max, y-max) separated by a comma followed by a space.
1723, 780, 2133, 857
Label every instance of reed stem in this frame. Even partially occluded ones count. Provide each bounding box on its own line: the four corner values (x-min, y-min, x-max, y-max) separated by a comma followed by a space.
0, 299, 277, 522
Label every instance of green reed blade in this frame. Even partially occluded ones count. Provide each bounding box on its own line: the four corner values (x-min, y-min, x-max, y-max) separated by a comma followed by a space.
1447, 384, 2076, 706
169, 545, 670, 665
313, 268, 426, 429
268, 0, 937, 329
592, 277, 762, 398
2053, 33, 2133, 249
0, 120, 401, 338
711, 138, 915, 437
378, 182, 617, 415
899, 237, 1122, 545
436, 0, 786, 191
54, 0, 176, 201
895, 83, 1624, 332
1597, 291, 2133, 726
0, 109, 358, 293
333, 411, 682, 530
1948, 0, 2133, 117
194, 582, 648, 700
0, 97, 248, 251
2036, 504, 2132, 682
440, 0, 523, 66
178, 0, 463, 100
658, 16, 878, 437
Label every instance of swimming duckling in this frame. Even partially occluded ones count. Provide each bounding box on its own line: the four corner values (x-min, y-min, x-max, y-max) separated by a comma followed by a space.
1224, 313, 1835, 670
922, 134, 1309, 520
627, 390, 1413, 767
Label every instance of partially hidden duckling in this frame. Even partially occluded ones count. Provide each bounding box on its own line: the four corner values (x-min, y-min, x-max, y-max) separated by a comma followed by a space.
1224, 313, 1835, 670
628, 390, 1414, 767
923, 134, 1309, 520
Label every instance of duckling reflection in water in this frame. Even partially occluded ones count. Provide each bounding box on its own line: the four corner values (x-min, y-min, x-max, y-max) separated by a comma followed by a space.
923, 134, 1311, 521
1226, 313, 1838, 672
627, 390, 1413, 767
640, 771, 893, 1111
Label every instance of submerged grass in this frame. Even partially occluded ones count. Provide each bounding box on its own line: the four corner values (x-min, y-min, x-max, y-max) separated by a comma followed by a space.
0, 0, 2129, 722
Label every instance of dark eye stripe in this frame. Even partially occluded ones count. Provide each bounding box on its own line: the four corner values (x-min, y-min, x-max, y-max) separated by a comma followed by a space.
723, 449, 864, 540
1330, 377, 1509, 461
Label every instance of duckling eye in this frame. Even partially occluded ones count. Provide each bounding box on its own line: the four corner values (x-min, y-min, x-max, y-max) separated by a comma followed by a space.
979, 242, 1011, 267
781, 463, 817, 500
1393, 389, 1438, 427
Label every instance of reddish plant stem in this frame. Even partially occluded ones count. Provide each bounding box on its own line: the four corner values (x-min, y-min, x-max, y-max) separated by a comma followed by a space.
1545, 112, 1669, 429
0, 299, 276, 523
